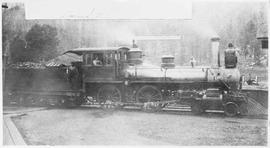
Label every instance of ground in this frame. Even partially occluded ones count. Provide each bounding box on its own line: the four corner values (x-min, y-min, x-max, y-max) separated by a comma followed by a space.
11, 107, 267, 146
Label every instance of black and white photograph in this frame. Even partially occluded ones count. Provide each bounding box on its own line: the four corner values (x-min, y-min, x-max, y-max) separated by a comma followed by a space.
2, 0, 268, 146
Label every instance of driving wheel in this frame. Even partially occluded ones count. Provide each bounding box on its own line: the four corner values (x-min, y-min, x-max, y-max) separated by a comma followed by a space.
97, 85, 122, 109
136, 85, 163, 111
136, 85, 162, 103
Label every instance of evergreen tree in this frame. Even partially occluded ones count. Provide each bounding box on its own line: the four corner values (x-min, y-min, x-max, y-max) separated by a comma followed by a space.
25, 24, 59, 61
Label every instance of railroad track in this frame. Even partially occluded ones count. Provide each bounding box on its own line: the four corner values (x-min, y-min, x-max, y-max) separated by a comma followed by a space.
4, 91, 268, 118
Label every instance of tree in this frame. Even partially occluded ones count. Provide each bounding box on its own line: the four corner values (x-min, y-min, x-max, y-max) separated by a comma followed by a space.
25, 24, 59, 61
238, 18, 260, 59
2, 4, 29, 63
9, 33, 29, 62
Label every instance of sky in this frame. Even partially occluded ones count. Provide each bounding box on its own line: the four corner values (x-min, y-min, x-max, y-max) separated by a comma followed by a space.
23, 0, 192, 19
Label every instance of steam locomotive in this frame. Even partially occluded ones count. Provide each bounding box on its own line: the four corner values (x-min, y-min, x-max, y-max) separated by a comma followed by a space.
4, 37, 247, 116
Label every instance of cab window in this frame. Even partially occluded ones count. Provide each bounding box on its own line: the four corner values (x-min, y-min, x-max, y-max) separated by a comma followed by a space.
84, 53, 103, 66
92, 53, 104, 66
104, 52, 114, 66
85, 54, 93, 65
84, 52, 115, 66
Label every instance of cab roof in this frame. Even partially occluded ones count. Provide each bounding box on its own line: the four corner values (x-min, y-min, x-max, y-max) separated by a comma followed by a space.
128, 48, 142, 52
162, 55, 174, 58
65, 47, 130, 55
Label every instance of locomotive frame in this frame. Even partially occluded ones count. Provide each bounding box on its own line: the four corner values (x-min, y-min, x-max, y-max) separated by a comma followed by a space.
4, 43, 247, 117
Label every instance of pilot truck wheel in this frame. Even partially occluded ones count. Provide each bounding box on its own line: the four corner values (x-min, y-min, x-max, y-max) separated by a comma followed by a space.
224, 102, 239, 117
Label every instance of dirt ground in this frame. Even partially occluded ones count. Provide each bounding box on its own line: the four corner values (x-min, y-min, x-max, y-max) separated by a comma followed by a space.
12, 107, 267, 146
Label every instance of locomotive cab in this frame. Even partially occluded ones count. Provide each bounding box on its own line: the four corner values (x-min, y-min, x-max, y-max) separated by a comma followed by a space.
66, 47, 130, 82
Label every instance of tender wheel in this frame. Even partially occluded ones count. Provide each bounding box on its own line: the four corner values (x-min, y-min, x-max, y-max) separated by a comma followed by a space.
36, 96, 49, 107
97, 85, 122, 110
191, 102, 204, 114
25, 95, 38, 106
22, 95, 34, 106
74, 97, 84, 106
136, 85, 162, 103
60, 98, 76, 108
16, 94, 26, 106
3, 93, 12, 105
224, 102, 239, 117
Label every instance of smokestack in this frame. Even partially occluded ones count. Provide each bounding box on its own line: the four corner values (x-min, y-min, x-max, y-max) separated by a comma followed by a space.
211, 36, 220, 67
